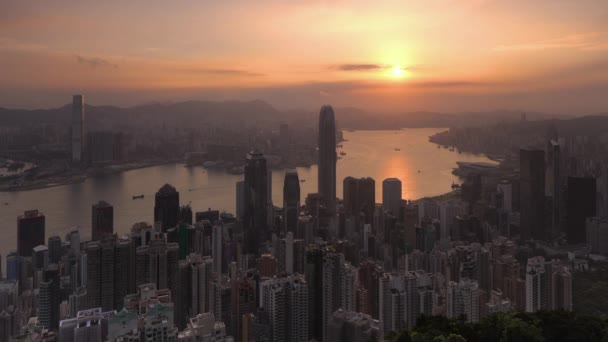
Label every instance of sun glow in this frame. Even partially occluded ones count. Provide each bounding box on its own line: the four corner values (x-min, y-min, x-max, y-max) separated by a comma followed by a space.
391, 66, 405, 78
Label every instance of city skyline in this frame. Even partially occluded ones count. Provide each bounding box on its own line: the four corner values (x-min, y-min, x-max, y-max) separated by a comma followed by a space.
1, 1, 608, 113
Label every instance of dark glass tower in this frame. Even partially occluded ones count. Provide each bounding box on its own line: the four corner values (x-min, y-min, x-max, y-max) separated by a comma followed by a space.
283, 169, 301, 234
154, 183, 180, 232
566, 176, 596, 244
17, 210, 45, 257
318, 105, 337, 212
244, 150, 268, 254
519, 149, 545, 241
92, 200, 114, 241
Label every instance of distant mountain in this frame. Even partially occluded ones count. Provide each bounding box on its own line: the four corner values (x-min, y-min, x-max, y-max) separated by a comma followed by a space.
0, 99, 584, 129
0, 99, 283, 126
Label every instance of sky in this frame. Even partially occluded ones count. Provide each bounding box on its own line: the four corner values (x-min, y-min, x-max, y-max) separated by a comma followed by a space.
1, 0, 608, 114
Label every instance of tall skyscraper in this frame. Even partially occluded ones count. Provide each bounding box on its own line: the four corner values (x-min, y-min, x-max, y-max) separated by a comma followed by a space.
566, 176, 596, 244
212, 225, 223, 275
382, 178, 402, 217
236, 180, 245, 220
244, 150, 268, 254
17, 210, 45, 257
343, 177, 376, 224
154, 184, 180, 232
92, 201, 114, 241
318, 105, 337, 212
71, 95, 85, 163
547, 140, 562, 239
47, 236, 62, 264
283, 170, 301, 234
519, 149, 546, 241
39, 264, 60, 330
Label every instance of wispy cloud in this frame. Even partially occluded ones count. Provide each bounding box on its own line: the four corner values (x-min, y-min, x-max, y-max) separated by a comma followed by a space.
334, 63, 385, 71
75, 55, 117, 68
494, 32, 608, 52
180, 67, 264, 77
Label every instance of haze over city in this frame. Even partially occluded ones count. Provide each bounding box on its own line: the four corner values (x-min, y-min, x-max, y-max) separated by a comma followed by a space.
3, 1, 608, 342
2, 0, 608, 113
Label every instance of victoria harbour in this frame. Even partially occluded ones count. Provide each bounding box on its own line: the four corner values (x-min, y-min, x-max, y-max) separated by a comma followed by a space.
0, 128, 493, 256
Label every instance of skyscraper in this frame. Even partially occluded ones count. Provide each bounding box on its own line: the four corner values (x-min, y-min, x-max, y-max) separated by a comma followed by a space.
71, 95, 85, 163
343, 177, 376, 224
17, 210, 45, 257
244, 150, 268, 254
47, 236, 62, 264
212, 225, 223, 275
318, 105, 337, 212
566, 176, 596, 244
236, 180, 245, 220
154, 184, 180, 232
39, 264, 60, 330
92, 201, 114, 241
519, 149, 546, 241
382, 178, 402, 217
283, 170, 301, 234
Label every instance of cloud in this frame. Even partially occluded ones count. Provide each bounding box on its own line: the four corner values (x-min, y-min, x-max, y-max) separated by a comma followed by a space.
75, 55, 117, 68
494, 32, 608, 52
334, 63, 386, 71
180, 67, 264, 77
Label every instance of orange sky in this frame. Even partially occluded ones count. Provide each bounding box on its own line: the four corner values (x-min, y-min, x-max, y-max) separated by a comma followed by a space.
1, 0, 608, 113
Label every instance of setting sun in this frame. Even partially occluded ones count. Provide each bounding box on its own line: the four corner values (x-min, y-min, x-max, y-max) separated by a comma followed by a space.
392, 66, 405, 78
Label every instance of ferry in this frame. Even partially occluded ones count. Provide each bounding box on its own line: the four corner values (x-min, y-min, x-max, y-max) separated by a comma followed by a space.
340, 151, 346, 156
394, 148, 401, 151
132, 195, 144, 200
300, 179, 306, 183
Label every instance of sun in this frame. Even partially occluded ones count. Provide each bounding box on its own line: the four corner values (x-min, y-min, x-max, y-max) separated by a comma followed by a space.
391, 66, 405, 78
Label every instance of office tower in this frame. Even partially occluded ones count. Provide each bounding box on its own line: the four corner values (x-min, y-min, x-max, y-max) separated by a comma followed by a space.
212, 225, 223, 275
446, 278, 480, 323
382, 178, 402, 217
327, 309, 379, 342
244, 150, 269, 254
322, 252, 355, 341
260, 274, 308, 342
91, 200, 114, 241
47, 235, 62, 264
305, 246, 324, 342
318, 105, 337, 212
85, 240, 115, 311
283, 170, 301, 234
71, 94, 85, 163
343, 177, 376, 224
525, 256, 548, 313
586, 217, 608, 254
67, 229, 81, 258
439, 201, 462, 244
547, 140, 562, 238
285, 232, 294, 274
87, 131, 122, 164
179, 205, 193, 225
17, 210, 45, 258
136, 238, 179, 296
566, 177, 596, 244
39, 264, 60, 330
236, 180, 245, 220
497, 180, 513, 212
154, 183, 180, 232
520, 149, 546, 240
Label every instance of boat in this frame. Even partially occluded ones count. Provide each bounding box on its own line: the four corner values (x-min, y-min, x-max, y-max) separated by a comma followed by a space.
417, 170, 421, 173
394, 148, 401, 151
132, 195, 144, 200
300, 179, 306, 183
340, 151, 346, 156
449, 147, 455, 152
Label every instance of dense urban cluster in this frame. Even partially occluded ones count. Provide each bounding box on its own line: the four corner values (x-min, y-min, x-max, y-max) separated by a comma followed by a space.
2, 98, 606, 342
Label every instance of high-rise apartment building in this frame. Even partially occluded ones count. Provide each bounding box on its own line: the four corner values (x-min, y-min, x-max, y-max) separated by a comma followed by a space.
283, 170, 301, 234
244, 150, 269, 254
